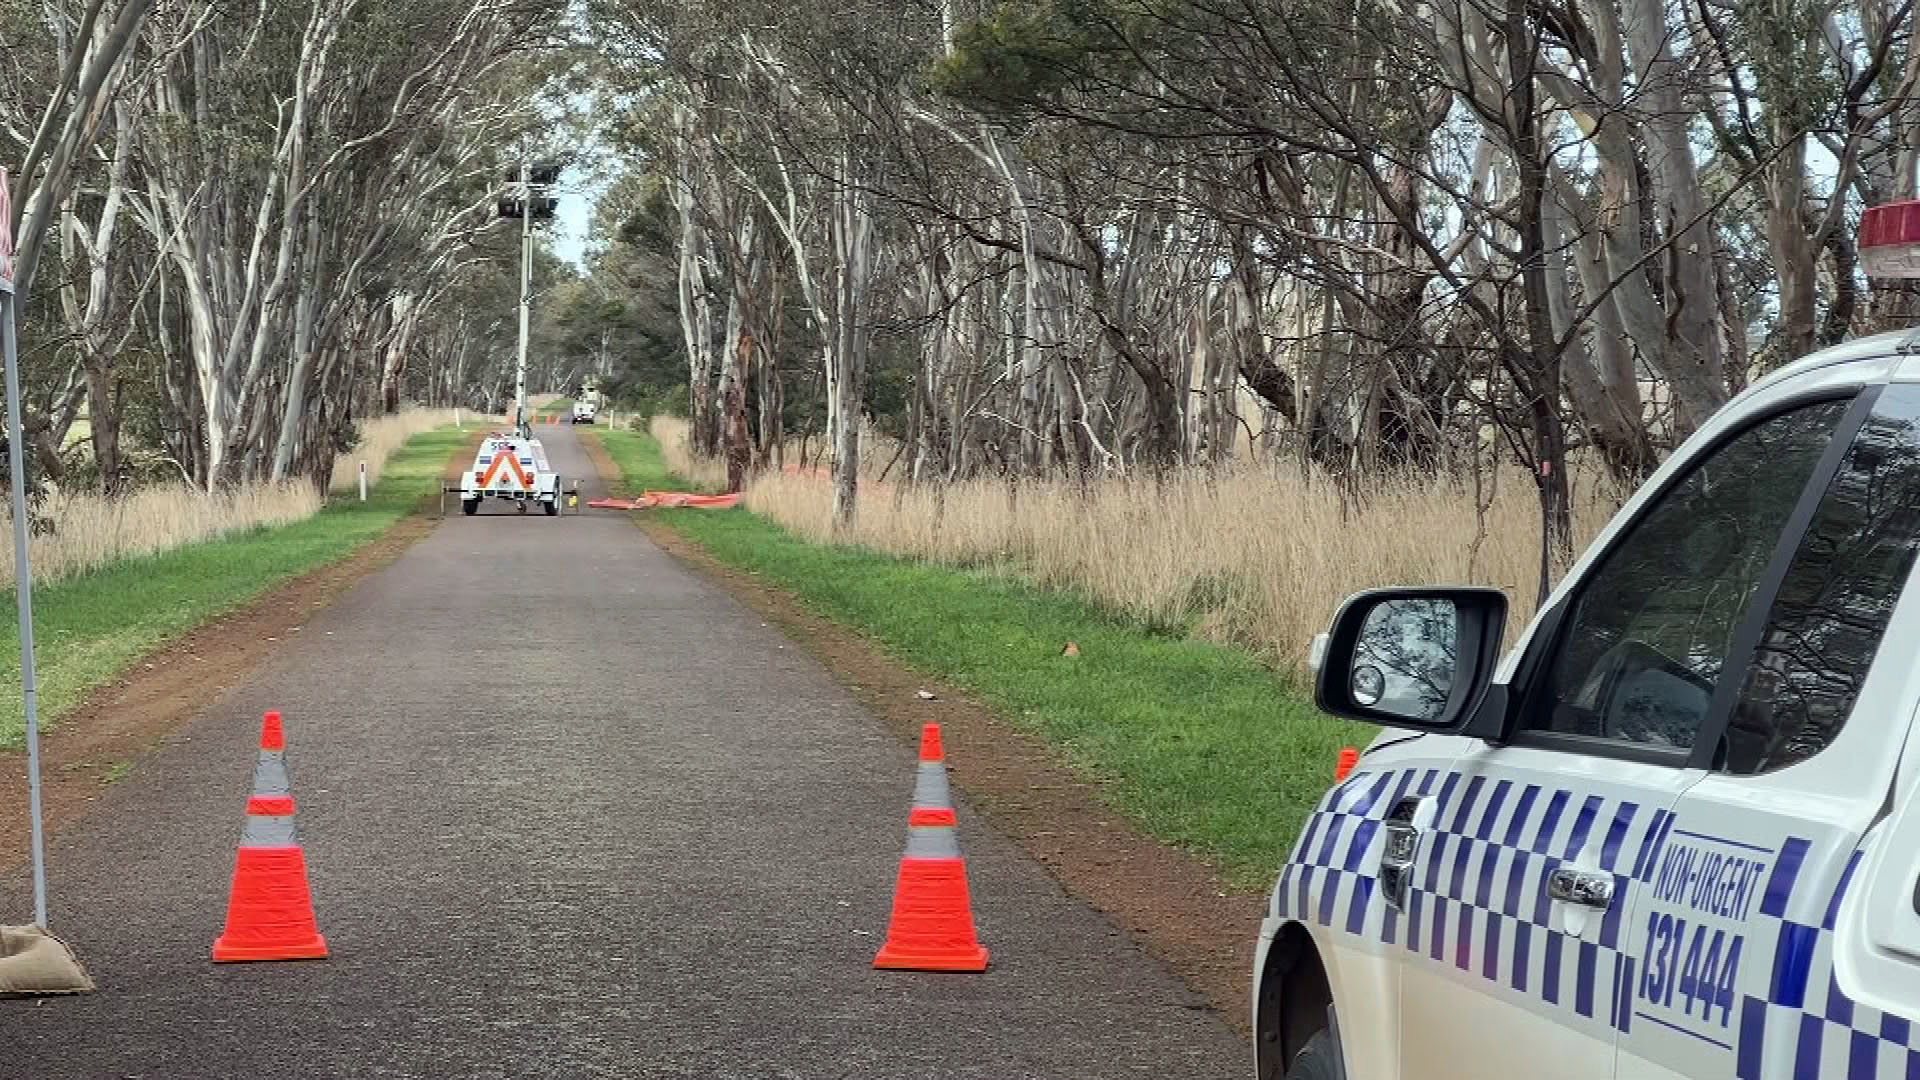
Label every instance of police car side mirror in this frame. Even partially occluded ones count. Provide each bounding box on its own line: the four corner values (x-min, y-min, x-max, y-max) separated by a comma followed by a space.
1313, 587, 1507, 732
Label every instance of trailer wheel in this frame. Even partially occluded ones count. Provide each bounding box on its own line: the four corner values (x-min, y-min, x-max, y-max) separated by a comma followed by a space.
461, 498, 480, 516
544, 497, 559, 517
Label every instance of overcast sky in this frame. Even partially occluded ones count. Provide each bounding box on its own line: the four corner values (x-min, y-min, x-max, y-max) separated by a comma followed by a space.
550, 165, 596, 268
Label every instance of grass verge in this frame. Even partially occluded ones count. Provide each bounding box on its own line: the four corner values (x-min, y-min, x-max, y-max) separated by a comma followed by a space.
586, 426, 1373, 886
0, 425, 474, 748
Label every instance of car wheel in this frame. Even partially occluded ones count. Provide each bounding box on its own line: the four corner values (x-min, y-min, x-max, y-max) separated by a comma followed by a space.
1283, 1030, 1342, 1080
461, 498, 479, 516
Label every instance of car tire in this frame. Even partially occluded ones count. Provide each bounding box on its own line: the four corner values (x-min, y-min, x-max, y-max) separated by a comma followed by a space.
1283, 1030, 1342, 1080
462, 498, 480, 516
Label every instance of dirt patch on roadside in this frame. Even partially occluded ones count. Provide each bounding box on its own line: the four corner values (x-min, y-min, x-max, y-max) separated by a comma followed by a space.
0, 433, 482, 871
608, 486, 1266, 1035
577, 427, 619, 486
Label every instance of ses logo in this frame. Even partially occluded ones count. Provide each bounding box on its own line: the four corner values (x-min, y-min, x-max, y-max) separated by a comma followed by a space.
1634, 836, 1769, 1033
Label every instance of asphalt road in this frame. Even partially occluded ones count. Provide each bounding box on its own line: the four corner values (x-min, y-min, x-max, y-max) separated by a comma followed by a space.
0, 422, 1246, 1079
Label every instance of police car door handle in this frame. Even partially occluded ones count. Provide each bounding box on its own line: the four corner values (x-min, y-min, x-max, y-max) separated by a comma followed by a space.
1547, 866, 1615, 910
1378, 796, 1428, 912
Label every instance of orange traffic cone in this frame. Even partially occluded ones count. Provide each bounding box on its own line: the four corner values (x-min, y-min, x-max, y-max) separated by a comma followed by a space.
874, 723, 988, 972
211, 711, 328, 963
1334, 746, 1359, 781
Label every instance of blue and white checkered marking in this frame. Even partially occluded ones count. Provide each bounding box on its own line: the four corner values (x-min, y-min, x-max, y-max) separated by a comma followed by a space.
1727, 847, 1920, 1079
1276, 767, 1920, 1079
1277, 766, 1657, 1040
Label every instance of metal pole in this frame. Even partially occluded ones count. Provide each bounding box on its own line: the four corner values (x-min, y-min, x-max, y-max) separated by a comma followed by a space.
358, 461, 367, 501
2, 286, 47, 929
514, 162, 531, 439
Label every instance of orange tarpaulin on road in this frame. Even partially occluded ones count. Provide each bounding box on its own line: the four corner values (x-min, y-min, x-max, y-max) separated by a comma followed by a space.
585, 491, 742, 511
644, 490, 741, 508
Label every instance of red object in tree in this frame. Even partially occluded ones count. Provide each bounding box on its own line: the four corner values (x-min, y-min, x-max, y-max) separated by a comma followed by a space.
1859, 200, 1920, 279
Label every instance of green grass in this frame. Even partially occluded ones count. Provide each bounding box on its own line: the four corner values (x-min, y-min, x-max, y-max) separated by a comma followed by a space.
587, 427, 1372, 886
597, 425, 675, 488
0, 425, 475, 748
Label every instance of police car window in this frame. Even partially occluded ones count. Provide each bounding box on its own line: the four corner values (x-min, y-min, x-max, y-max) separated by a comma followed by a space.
1529, 399, 1849, 751
1722, 388, 1920, 774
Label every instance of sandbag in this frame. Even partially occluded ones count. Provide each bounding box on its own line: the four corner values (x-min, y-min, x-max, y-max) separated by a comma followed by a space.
0, 925, 94, 996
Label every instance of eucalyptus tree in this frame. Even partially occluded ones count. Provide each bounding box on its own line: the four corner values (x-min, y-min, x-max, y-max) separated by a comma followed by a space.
586, 0, 1920, 584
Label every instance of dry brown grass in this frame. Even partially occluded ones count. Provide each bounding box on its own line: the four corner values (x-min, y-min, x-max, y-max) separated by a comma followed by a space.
652, 415, 733, 491
650, 414, 901, 493
650, 414, 1624, 673
0, 482, 323, 588
0, 407, 482, 589
330, 407, 475, 494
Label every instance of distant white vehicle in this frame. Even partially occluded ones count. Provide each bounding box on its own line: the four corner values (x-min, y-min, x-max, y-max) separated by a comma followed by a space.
459, 433, 561, 516
571, 400, 596, 424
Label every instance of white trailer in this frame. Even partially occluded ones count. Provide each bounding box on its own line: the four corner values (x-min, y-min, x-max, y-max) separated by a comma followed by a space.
459, 432, 561, 516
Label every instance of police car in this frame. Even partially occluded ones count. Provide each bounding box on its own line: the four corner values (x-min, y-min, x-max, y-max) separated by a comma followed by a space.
1256, 202, 1920, 1078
